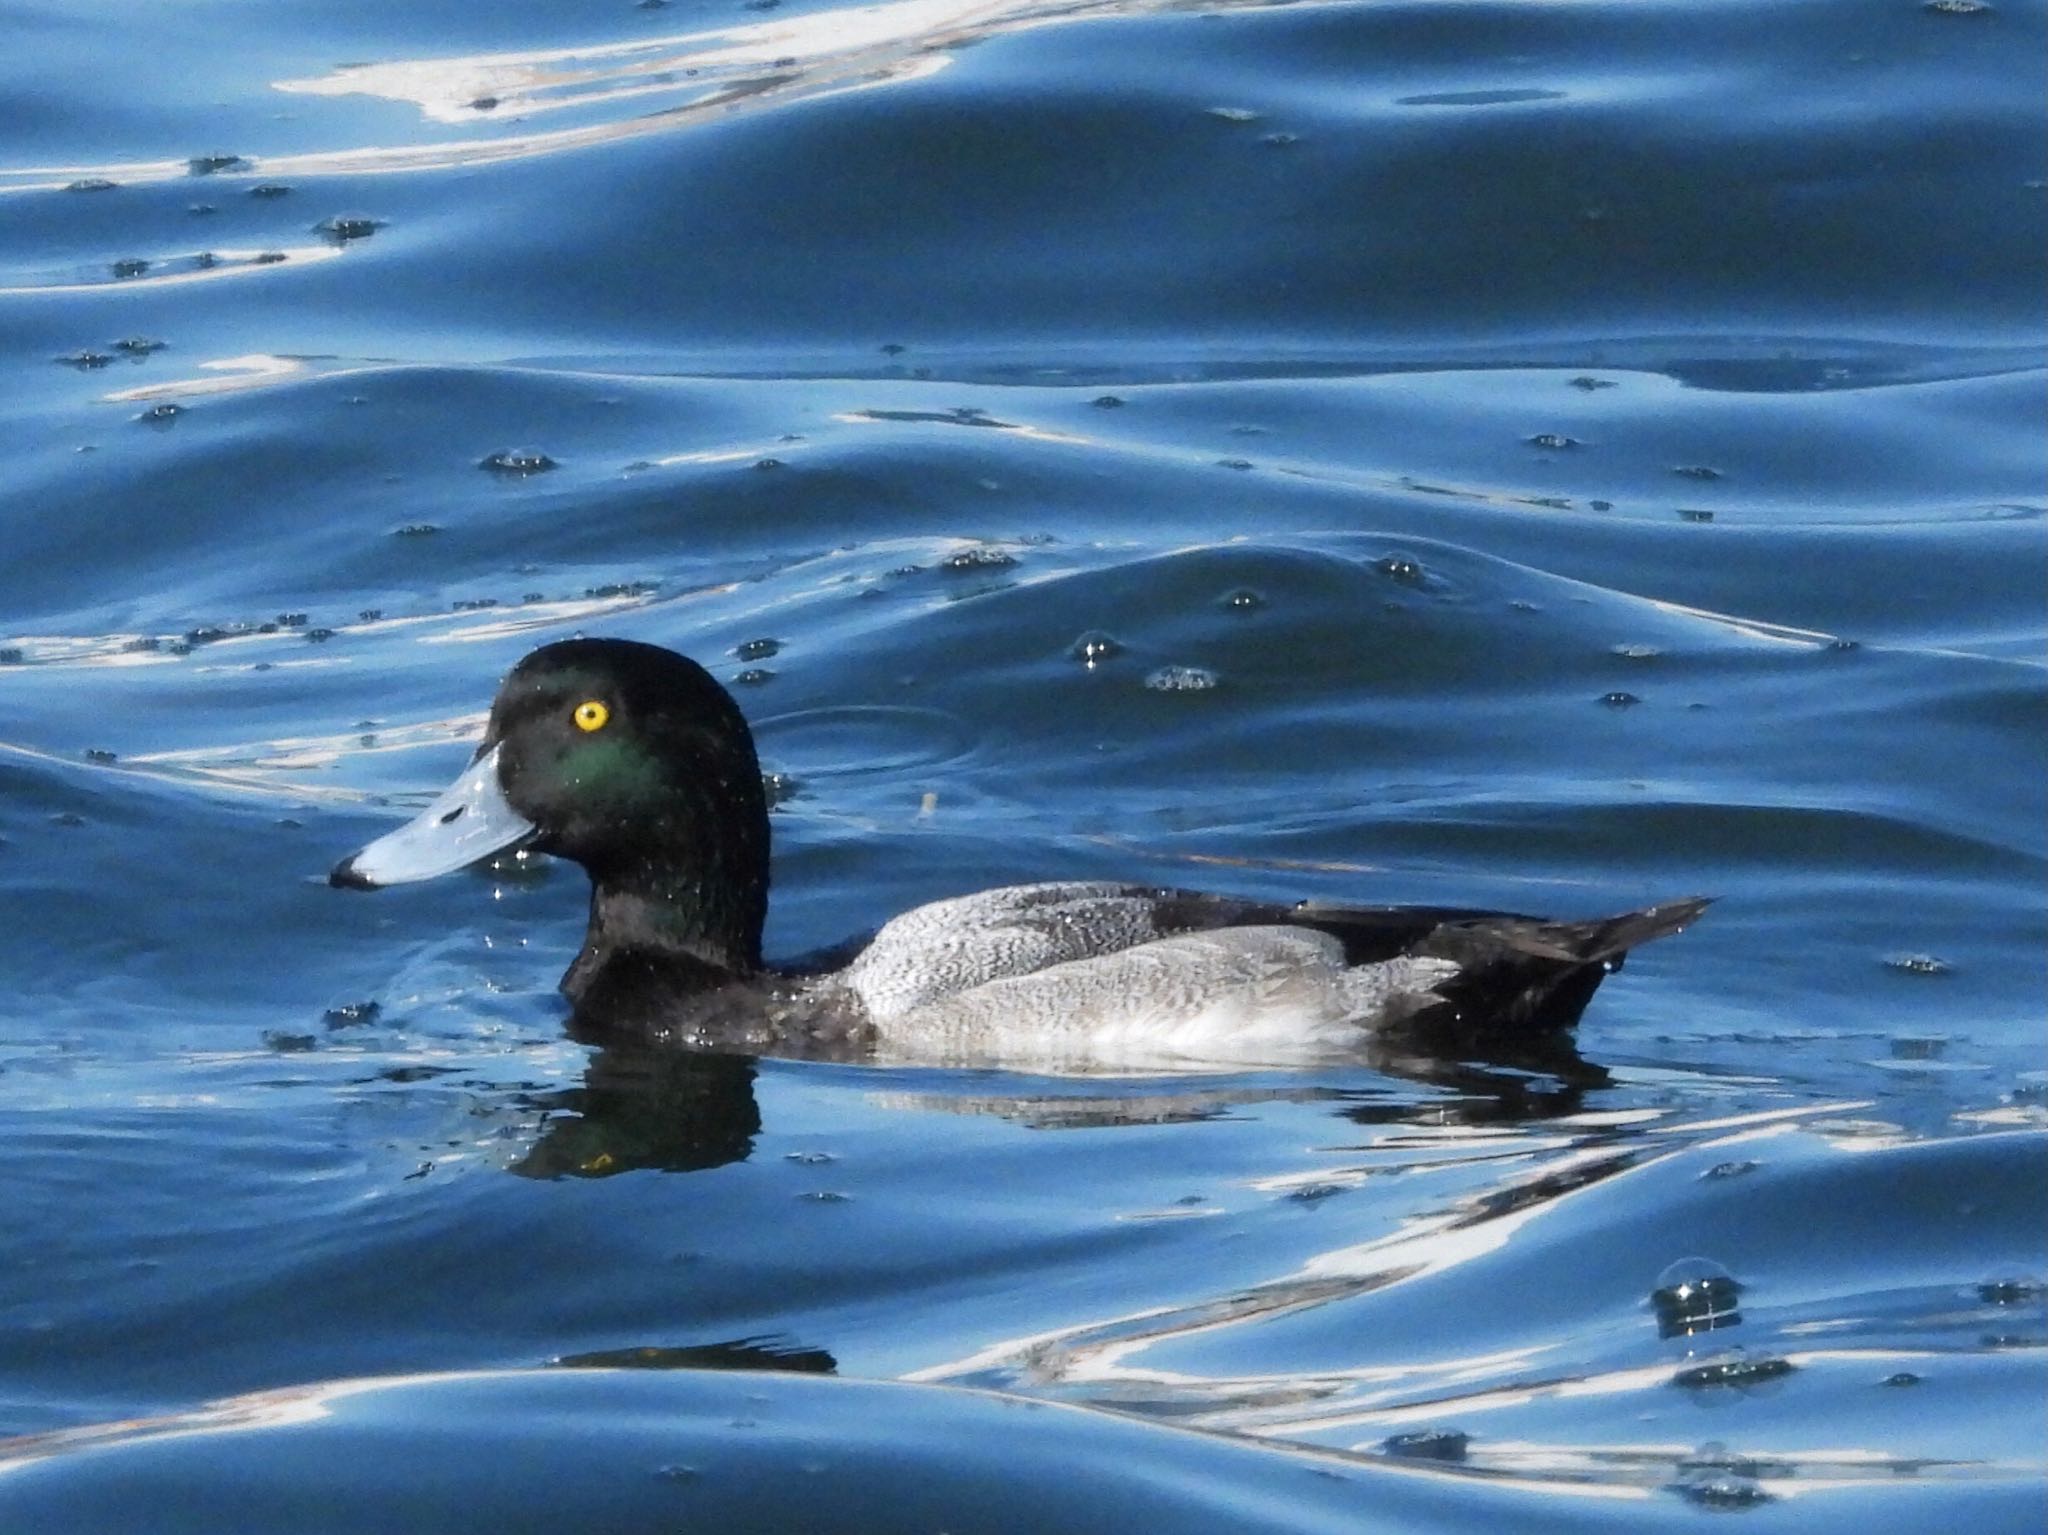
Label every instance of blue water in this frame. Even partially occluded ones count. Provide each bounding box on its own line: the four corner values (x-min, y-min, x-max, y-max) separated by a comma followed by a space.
1, 0, 2043, 1526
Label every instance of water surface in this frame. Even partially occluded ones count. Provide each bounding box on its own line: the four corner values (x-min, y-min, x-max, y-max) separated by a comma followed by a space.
0, 0, 2042, 1525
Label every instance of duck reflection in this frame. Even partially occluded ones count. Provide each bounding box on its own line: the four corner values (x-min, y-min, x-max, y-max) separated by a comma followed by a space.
505, 1012, 1610, 1179
509, 1036, 761, 1179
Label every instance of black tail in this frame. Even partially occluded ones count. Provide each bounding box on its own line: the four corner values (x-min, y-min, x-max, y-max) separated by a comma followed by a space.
1392, 897, 1712, 1044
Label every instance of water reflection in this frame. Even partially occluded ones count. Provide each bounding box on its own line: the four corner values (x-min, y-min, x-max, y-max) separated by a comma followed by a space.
503, 1021, 1621, 1180
553, 1335, 837, 1374
509, 1040, 761, 1178
0, 0, 1314, 197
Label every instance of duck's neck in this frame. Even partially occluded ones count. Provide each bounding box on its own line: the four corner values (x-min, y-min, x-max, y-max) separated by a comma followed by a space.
562, 815, 769, 1002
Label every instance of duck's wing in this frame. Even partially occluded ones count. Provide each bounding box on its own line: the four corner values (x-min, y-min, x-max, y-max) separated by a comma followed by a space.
868, 925, 1462, 1072
836, 882, 1181, 1022
836, 881, 1709, 1044
838, 880, 1498, 1023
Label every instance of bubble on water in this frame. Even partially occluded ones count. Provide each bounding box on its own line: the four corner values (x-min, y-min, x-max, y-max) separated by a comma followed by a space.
1569, 376, 1617, 390
1220, 587, 1266, 612
111, 258, 150, 280
480, 448, 557, 475
1611, 643, 1661, 659
1672, 1447, 1774, 1509
734, 637, 782, 662
1701, 1159, 1758, 1181
189, 203, 216, 216
137, 402, 182, 424
1678, 508, 1715, 522
324, 1000, 381, 1029
1924, 0, 1992, 13
1070, 631, 1122, 667
785, 1150, 835, 1166
187, 154, 248, 176
1600, 691, 1641, 708
1673, 464, 1723, 481
394, 523, 439, 537
752, 457, 784, 471
318, 215, 381, 242
1652, 1256, 1742, 1336
66, 177, 118, 193
732, 668, 776, 686
1884, 953, 1951, 977
1976, 1271, 2045, 1305
304, 627, 335, 643
942, 546, 1016, 571
115, 336, 166, 355
798, 1189, 851, 1204
1883, 1371, 1922, 1387
1379, 1430, 1468, 1462
762, 771, 801, 808
1672, 1349, 1794, 1390
59, 351, 111, 369
249, 183, 291, 199
1526, 432, 1581, 450
1260, 131, 1299, 146
1145, 665, 1219, 692
83, 748, 117, 764
1091, 394, 1125, 409
1207, 105, 1262, 122
1375, 554, 1425, 584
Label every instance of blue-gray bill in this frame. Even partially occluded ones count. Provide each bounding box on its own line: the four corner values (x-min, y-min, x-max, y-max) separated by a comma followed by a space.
329, 745, 536, 889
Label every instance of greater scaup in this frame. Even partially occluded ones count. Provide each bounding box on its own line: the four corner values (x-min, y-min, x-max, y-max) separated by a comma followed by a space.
331, 638, 1706, 1069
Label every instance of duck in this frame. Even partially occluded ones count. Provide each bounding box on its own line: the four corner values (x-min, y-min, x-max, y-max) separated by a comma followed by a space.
330, 637, 1708, 1071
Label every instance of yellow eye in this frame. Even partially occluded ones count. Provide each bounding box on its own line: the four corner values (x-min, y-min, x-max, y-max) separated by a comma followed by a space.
573, 699, 610, 733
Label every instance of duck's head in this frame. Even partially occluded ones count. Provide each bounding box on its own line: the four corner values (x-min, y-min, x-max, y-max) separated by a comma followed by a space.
331, 638, 771, 983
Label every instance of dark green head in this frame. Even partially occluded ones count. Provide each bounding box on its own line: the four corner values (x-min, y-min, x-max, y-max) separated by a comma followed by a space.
333, 638, 772, 986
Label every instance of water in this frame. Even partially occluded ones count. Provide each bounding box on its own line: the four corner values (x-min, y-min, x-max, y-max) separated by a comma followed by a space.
1, 0, 2043, 1525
